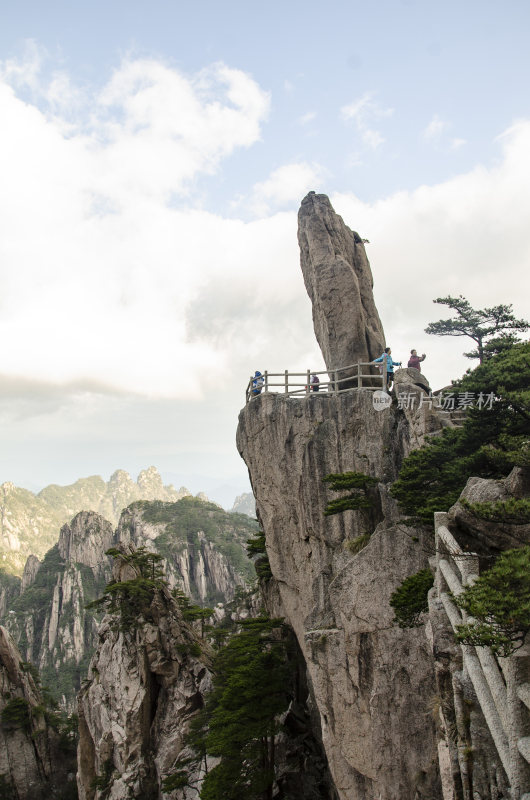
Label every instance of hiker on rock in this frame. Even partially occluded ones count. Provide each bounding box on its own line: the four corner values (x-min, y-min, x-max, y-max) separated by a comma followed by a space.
373, 347, 402, 391
310, 373, 320, 392
407, 349, 426, 371
252, 371, 264, 396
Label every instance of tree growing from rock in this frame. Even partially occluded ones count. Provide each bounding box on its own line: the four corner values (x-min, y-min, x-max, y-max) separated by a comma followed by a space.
85, 546, 167, 630
391, 342, 530, 524
425, 295, 528, 362
166, 616, 291, 800
455, 546, 530, 656
390, 569, 434, 628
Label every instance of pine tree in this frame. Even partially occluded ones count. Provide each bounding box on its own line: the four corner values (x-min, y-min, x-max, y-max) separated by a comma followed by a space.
425, 295, 528, 362
391, 342, 530, 524
322, 471, 378, 516
454, 547, 530, 656
199, 617, 290, 800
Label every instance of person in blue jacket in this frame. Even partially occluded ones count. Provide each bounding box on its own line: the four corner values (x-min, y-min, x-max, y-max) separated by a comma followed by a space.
373, 347, 402, 390
252, 370, 264, 396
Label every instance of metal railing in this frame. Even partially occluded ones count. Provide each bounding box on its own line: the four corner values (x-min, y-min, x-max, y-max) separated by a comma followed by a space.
245, 361, 387, 403
433, 511, 530, 797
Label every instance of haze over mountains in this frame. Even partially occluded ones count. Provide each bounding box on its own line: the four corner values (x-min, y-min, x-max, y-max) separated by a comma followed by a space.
0, 466, 255, 576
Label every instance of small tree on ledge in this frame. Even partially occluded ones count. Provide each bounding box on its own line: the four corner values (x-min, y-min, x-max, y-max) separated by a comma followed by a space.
322, 471, 378, 516
454, 546, 530, 657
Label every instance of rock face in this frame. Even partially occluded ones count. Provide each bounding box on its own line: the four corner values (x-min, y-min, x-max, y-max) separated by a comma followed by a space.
0, 625, 76, 799
4, 498, 257, 708
115, 498, 255, 604
237, 194, 443, 799
237, 391, 441, 800
428, 473, 530, 799
77, 558, 212, 800
447, 469, 530, 556
298, 192, 385, 372
6, 512, 114, 707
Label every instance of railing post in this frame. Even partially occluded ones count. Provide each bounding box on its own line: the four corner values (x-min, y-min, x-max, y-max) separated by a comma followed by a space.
357, 360, 362, 389
382, 361, 387, 390
284, 370, 288, 394
264, 370, 268, 393
306, 369, 310, 395
333, 370, 338, 395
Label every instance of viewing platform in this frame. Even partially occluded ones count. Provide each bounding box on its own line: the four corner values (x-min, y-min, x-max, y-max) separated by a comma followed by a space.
245, 361, 388, 403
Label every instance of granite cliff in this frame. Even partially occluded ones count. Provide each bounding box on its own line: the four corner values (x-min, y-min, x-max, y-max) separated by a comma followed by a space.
237, 193, 443, 799
0, 625, 77, 798
77, 553, 212, 800
4, 498, 257, 708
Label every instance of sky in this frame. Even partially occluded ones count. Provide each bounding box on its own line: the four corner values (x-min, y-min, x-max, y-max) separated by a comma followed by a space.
0, 0, 529, 507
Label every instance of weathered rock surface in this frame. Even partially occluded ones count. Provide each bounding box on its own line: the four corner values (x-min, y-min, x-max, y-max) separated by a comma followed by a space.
447, 468, 530, 557
20, 554, 41, 591
298, 192, 385, 372
4, 499, 256, 709
77, 558, 212, 800
393, 366, 431, 393
6, 512, 114, 707
237, 391, 441, 799
428, 473, 530, 799
0, 625, 76, 799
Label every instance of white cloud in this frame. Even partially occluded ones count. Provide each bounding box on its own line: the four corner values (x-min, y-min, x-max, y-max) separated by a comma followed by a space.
0, 47, 529, 420
423, 113, 448, 141
0, 51, 273, 399
330, 121, 530, 388
422, 115, 466, 151
247, 162, 325, 216
340, 91, 393, 150
299, 111, 316, 125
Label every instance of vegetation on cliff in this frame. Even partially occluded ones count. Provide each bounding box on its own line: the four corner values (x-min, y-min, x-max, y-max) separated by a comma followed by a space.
140, 496, 257, 589
391, 342, 530, 524
389, 569, 434, 628
86, 546, 166, 630
165, 616, 292, 800
425, 295, 528, 362
454, 546, 530, 656
390, 342, 530, 653
322, 471, 378, 517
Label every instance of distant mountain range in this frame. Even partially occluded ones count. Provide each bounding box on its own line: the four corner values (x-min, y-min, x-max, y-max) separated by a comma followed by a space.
0, 468, 256, 577
0, 467, 192, 575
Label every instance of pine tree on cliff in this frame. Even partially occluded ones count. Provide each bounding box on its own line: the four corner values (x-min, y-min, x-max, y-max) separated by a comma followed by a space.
391, 341, 530, 525
425, 295, 528, 362
199, 617, 290, 800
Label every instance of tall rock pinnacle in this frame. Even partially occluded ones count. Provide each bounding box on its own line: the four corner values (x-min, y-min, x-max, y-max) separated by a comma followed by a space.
298, 192, 385, 369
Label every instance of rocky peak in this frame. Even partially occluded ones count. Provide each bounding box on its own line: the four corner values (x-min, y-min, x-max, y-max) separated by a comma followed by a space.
298, 192, 385, 370
21, 554, 41, 592
58, 511, 114, 572
137, 465, 164, 496
77, 576, 213, 799
237, 194, 441, 799
108, 468, 136, 489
